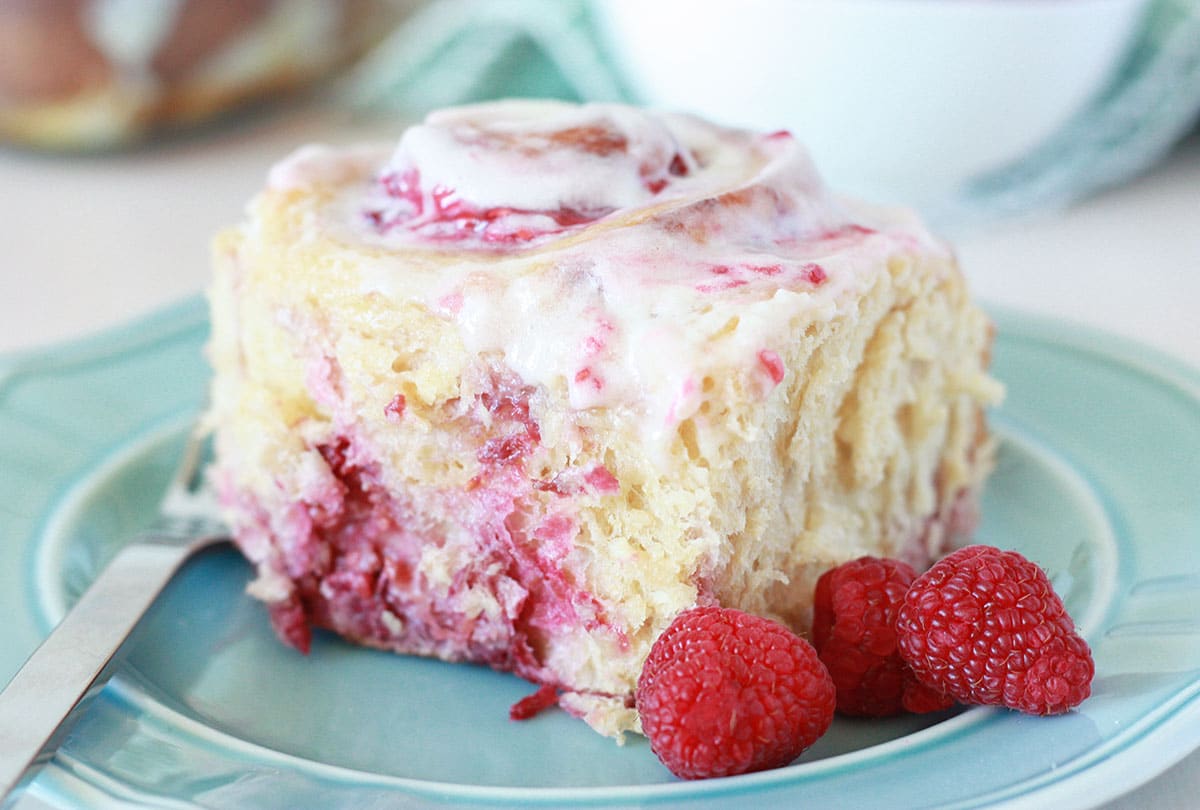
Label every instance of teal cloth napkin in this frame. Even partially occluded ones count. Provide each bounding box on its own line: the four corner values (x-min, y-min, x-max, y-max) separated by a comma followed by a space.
949, 0, 1200, 225
346, 0, 626, 112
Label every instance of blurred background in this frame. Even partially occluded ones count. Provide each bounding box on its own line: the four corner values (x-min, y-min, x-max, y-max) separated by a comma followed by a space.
0, 0, 1197, 355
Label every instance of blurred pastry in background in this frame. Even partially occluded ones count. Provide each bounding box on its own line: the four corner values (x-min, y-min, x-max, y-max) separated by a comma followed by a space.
0, 0, 405, 150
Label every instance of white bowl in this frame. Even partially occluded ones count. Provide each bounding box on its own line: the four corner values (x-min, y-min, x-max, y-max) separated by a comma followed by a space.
593, 0, 1151, 208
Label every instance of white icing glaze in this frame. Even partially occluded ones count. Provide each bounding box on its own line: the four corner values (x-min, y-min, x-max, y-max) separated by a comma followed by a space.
275, 102, 949, 441
392, 100, 691, 213
268, 143, 389, 192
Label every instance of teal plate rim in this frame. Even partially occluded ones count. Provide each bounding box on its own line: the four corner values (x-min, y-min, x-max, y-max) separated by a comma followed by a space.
1, 296, 1199, 809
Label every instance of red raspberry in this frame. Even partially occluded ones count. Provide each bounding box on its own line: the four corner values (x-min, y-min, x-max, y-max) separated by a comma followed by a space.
813, 557, 954, 717
896, 545, 1094, 715
636, 606, 835, 780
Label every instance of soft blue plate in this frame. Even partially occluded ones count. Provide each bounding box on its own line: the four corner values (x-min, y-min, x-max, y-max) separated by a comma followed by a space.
2, 298, 1198, 809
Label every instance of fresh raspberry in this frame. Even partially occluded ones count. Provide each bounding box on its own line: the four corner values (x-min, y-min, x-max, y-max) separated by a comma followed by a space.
896, 545, 1094, 715
636, 606, 835, 780
813, 557, 954, 717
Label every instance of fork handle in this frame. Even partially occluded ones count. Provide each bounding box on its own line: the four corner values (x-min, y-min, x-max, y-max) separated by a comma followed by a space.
0, 542, 197, 802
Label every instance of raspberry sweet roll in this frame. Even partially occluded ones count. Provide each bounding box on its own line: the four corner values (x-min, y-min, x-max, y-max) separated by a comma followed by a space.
206, 100, 1002, 739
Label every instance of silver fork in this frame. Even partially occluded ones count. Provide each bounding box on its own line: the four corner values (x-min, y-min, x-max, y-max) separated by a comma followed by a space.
0, 428, 228, 802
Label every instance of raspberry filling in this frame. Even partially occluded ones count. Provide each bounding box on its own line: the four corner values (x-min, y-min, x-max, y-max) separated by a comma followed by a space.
367, 168, 605, 245
235, 374, 622, 692
364, 101, 696, 246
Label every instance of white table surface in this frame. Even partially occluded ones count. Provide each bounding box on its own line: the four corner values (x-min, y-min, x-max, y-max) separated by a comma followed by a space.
1, 103, 1197, 808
